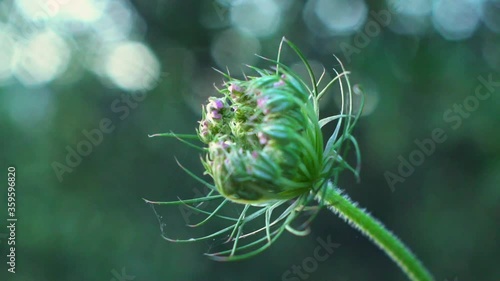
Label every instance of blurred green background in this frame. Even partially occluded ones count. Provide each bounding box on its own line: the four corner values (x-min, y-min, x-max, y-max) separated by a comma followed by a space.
0, 0, 499, 280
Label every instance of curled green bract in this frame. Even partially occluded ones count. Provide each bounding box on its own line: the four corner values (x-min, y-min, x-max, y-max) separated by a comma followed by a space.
146, 38, 434, 281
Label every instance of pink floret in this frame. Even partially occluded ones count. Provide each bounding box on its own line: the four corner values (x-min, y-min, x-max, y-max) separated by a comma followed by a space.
229, 84, 242, 93
273, 80, 285, 88
211, 110, 222, 119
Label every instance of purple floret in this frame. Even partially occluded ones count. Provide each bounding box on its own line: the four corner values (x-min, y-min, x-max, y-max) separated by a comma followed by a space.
273, 80, 285, 88
209, 99, 224, 111
229, 84, 242, 93
211, 110, 222, 119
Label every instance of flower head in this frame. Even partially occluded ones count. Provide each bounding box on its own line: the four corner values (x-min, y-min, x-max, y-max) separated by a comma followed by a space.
200, 67, 323, 205
146, 38, 363, 261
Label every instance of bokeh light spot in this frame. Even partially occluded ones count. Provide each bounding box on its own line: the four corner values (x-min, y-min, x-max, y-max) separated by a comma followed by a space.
387, 0, 432, 16
432, 0, 481, 40
12, 30, 71, 86
314, 0, 368, 35
104, 42, 160, 91
16, 0, 107, 22
230, 0, 282, 37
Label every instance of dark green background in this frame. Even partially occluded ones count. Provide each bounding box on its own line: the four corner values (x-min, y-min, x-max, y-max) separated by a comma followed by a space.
1, 1, 499, 281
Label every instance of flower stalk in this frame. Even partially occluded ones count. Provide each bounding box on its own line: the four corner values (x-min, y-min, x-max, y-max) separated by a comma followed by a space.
318, 181, 434, 281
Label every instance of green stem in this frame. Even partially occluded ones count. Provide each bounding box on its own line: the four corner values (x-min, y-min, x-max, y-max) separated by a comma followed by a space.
317, 181, 434, 281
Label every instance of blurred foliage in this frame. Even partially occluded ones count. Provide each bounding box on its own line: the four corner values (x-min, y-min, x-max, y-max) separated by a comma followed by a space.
0, 0, 499, 280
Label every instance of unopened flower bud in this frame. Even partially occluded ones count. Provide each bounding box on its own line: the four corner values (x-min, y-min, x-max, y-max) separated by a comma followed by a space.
199, 68, 322, 204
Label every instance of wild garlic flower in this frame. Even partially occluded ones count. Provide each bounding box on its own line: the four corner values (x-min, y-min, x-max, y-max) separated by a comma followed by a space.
146, 38, 434, 281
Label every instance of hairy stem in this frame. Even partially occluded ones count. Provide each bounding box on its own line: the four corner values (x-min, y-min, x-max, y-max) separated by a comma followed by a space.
317, 181, 434, 281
